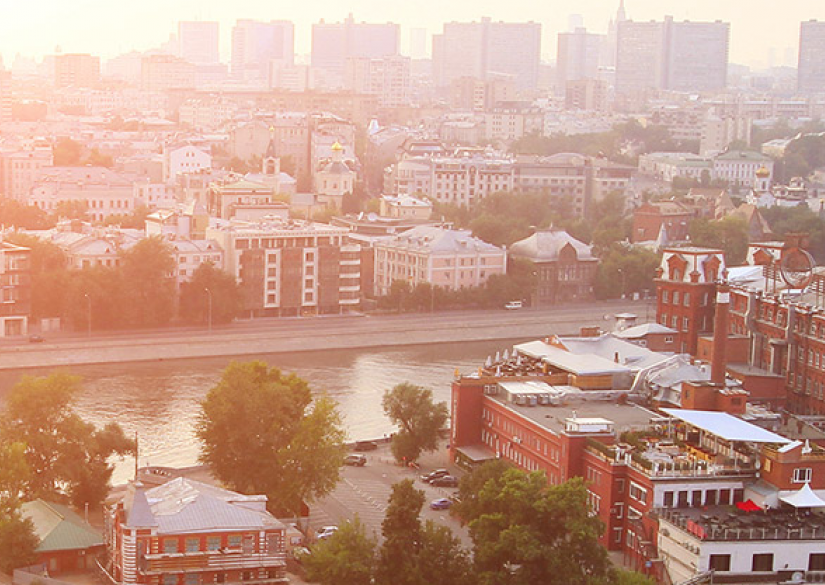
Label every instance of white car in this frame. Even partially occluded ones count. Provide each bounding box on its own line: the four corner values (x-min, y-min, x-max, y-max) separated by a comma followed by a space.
505, 301, 523, 310
316, 526, 338, 540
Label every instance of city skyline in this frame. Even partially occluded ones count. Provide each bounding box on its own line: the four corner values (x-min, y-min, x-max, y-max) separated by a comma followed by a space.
1, 1, 824, 69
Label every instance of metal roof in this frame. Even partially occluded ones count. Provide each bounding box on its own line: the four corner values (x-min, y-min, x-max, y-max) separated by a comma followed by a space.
21, 500, 103, 553
661, 408, 792, 443
515, 340, 631, 376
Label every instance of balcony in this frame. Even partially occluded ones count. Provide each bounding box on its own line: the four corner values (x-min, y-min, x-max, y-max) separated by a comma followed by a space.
140, 550, 286, 575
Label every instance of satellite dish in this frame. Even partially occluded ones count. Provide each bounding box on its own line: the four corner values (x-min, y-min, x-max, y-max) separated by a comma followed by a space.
367, 212, 378, 222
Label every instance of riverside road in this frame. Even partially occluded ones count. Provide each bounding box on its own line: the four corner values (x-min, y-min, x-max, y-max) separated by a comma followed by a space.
0, 299, 651, 371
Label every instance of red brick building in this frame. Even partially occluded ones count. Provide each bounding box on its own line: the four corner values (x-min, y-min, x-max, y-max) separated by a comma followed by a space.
631, 201, 694, 243
107, 478, 287, 585
0, 241, 31, 337
656, 247, 725, 355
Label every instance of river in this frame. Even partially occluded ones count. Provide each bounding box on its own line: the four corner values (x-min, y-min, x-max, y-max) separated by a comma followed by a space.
0, 338, 528, 484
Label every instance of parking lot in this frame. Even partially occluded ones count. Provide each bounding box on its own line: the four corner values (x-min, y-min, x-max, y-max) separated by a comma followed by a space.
306, 441, 472, 547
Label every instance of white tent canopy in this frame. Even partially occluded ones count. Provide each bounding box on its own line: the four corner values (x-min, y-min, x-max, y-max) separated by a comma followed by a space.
661, 408, 792, 444
780, 483, 825, 508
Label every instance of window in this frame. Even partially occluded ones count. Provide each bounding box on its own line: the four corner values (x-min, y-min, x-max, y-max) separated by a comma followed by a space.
164, 576, 177, 585
227, 535, 242, 548
673, 291, 680, 304
207, 537, 221, 551
665, 335, 674, 344
709, 554, 731, 572
752, 553, 773, 572
164, 539, 179, 554
662, 290, 669, 304
683, 293, 690, 306
185, 575, 200, 585
810, 553, 825, 571
663, 491, 674, 507
216, 575, 225, 584
793, 468, 813, 483
629, 482, 647, 503
186, 538, 200, 552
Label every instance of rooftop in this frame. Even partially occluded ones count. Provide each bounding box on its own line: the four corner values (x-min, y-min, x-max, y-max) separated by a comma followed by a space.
662, 408, 791, 444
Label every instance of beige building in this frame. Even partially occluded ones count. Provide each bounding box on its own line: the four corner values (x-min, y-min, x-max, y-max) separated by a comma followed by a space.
374, 225, 506, 295
29, 167, 137, 222
0, 146, 54, 201
379, 195, 432, 220
314, 142, 356, 210
53, 53, 101, 88
140, 55, 196, 91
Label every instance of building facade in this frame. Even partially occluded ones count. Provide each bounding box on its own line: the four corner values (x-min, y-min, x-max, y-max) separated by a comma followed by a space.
0, 241, 31, 337
799, 20, 825, 93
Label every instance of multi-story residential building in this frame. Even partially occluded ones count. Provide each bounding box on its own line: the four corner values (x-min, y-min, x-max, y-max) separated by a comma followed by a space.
432, 18, 541, 91
178, 99, 238, 131
29, 167, 137, 222
207, 178, 277, 220
53, 53, 101, 88
556, 27, 604, 89
178, 21, 220, 65
344, 55, 410, 108
616, 17, 729, 95
386, 151, 632, 217
508, 228, 597, 306
164, 145, 212, 182
0, 241, 31, 337
133, 182, 176, 210
140, 55, 196, 92
565, 79, 610, 112
483, 106, 544, 142
638, 152, 713, 184
713, 150, 774, 191
231, 20, 295, 83
798, 20, 825, 94
107, 478, 288, 585
0, 70, 11, 123
0, 145, 54, 201
311, 15, 400, 88
373, 225, 505, 296
379, 195, 432, 220
655, 247, 726, 355
206, 218, 361, 316
170, 239, 224, 287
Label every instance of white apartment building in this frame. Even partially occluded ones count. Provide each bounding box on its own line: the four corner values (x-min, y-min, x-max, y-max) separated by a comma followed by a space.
206, 219, 361, 316
344, 55, 411, 108
373, 225, 506, 295
483, 107, 544, 142
164, 145, 212, 182
712, 150, 774, 190
178, 99, 238, 131
170, 239, 224, 286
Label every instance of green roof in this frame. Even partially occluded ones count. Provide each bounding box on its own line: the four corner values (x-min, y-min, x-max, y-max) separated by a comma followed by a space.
714, 150, 771, 161
21, 500, 104, 553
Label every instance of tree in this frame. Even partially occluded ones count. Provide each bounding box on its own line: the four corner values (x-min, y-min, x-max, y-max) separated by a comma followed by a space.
0, 374, 135, 508
0, 501, 39, 574
304, 516, 376, 585
418, 521, 474, 585
382, 383, 448, 464
52, 200, 89, 221
454, 459, 512, 524
3, 234, 68, 321
119, 236, 176, 327
0, 200, 52, 229
688, 216, 749, 265
612, 569, 657, 585
469, 471, 611, 585
376, 480, 425, 585
593, 244, 660, 300
196, 361, 346, 516
179, 263, 241, 325
52, 137, 83, 166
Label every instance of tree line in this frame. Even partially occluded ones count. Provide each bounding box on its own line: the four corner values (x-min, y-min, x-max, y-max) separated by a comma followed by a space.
5, 234, 240, 332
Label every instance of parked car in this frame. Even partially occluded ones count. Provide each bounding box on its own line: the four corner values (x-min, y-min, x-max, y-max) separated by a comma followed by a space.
354, 440, 378, 451
430, 498, 452, 510
344, 454, 367, 466
28, 335, 44, 343
504, 301, 523, 310
316, 526, 338, 540
430, 475, 459, 488
420, 469, 449, 483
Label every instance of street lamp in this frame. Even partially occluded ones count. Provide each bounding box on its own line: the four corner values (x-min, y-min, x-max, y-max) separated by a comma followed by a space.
617, 268, 627, 300
83, 293, 91, 338
204, 287, 213, 333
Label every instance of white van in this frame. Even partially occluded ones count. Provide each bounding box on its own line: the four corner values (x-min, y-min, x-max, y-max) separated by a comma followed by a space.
505, 301, 523, 310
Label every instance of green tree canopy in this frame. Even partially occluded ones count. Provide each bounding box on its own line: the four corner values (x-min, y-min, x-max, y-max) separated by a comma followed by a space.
468, 470, 611, 585
382, 383, 448, 464
0, 200, 52, 229
196, 361, 346, 516
688, 216, 749, 265
0, 501, 39, 574
762, 205, 825, 263
304, 516, 376, 585
593, 244, 660, 300
119, 236, 176, 327
179, 262, 241, 325
0, 374, 135, 508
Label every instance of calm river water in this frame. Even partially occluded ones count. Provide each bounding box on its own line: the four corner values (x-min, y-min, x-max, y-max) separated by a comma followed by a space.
0, 338, 527, 484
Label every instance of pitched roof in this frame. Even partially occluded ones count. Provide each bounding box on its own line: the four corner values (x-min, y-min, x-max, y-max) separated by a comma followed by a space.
509, 229, 595, 262
20, 500, 104, 553
139, 478, 285, 535
381, 225, 503, 255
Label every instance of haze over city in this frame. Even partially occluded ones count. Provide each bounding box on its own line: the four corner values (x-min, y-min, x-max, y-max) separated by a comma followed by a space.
2, 0, 824, 66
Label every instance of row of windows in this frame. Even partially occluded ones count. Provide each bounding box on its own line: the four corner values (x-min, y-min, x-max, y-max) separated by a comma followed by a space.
709, 552, 825, 573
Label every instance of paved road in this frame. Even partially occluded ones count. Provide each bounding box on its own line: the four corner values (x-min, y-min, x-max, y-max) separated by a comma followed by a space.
307, 442, 471, 548
0, 299, 653, 370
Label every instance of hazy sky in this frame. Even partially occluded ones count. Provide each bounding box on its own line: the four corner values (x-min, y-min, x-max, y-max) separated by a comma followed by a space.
1, 0, 823, 68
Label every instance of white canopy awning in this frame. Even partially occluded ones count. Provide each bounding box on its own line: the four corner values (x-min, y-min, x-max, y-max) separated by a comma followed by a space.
780, 483, 825, 508
661, 408, 792, 443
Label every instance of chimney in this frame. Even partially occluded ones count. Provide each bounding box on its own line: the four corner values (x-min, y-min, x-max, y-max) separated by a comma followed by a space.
711, 282, 730, 384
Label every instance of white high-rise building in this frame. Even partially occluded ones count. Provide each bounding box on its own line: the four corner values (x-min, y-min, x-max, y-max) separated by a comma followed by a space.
556, 28, 604, 89
178, 21, 219, 65
231, 20, 294, 83
799, 20, 825, 93
432, 18, 541, 91
345, 55, 410, 108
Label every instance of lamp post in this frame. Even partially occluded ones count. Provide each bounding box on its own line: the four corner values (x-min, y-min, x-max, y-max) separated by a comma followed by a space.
618, 268, 627, 300
83, 293, 91, 338
204, 287, 213, 333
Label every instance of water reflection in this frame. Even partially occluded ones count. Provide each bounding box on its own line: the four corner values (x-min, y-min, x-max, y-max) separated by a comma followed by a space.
0, 338, 527, 484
